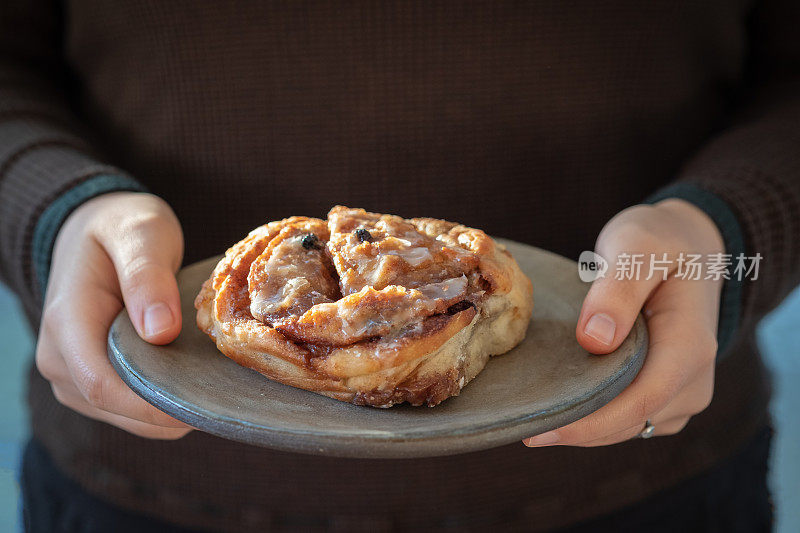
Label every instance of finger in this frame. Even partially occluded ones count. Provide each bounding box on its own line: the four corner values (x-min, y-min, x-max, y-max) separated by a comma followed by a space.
95, 204, 184, 345
530, 365, 713, 448
647, 360, 715, 421
526, 277, 718, 446
35, 323, 68, 386
51, 382, 191, 440
39, 326, 191, 431
50, 267, 191, 429
558, 366, 715, 447
653, 416, 692, 436
576, 212, 673, 354
549, 415, 693, 448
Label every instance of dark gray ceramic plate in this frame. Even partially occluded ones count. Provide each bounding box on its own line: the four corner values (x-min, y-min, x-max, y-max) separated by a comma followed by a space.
108, 240, 647, 458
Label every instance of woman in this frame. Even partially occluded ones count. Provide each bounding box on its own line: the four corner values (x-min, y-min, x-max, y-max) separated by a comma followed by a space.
1, 1, 797, 531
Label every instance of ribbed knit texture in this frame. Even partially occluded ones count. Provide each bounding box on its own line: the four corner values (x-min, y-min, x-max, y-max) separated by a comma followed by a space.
2, 1, 798, 531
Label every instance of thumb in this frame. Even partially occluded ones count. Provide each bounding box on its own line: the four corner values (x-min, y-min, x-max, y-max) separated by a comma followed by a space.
576, 231, 663, 355
99, 211, 184, 345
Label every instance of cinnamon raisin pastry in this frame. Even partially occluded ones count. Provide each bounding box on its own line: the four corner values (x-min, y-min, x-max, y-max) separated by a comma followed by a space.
195, 206, 533, 407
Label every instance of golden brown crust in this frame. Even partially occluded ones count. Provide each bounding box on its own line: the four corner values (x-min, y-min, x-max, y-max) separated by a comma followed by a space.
195, 206, 533, 407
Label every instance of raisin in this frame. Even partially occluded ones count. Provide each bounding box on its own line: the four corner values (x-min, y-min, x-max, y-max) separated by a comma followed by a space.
301, 233, 321, 250
446, 300, 475, 315
354, 228, 373, 242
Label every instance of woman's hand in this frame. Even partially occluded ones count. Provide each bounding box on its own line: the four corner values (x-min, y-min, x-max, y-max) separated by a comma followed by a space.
35, 192, 192, 439
524, 199, 724, 447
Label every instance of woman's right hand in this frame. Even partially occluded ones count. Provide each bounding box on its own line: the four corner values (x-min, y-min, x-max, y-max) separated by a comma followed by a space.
35, 191, 192, 439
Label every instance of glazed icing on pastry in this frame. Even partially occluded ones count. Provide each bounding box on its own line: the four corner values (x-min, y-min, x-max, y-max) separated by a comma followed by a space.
195, 206, 533, 407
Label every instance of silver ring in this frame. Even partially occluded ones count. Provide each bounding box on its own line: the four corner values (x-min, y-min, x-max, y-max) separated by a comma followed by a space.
639, 420, 656, 439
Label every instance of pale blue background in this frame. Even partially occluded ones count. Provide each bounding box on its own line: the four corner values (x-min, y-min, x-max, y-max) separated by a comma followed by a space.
1, 283, 798, 531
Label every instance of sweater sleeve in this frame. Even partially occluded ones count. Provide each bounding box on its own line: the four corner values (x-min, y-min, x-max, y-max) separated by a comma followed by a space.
0, 0, 145, 316
646, 0, 800, 356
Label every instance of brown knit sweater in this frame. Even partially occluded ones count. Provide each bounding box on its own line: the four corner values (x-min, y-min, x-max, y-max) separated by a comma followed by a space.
1, 1, 799, 531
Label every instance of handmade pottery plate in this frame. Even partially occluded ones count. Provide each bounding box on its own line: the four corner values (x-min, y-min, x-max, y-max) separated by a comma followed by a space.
108, 239, 647, 458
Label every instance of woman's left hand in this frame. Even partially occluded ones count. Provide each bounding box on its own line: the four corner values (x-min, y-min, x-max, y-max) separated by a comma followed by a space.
524, 199, 725, 447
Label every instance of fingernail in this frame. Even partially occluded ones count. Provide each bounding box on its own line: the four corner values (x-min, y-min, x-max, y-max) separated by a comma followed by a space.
584, 313, 616, 346
523, 431, 560, 447
144, 302, 174, 337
